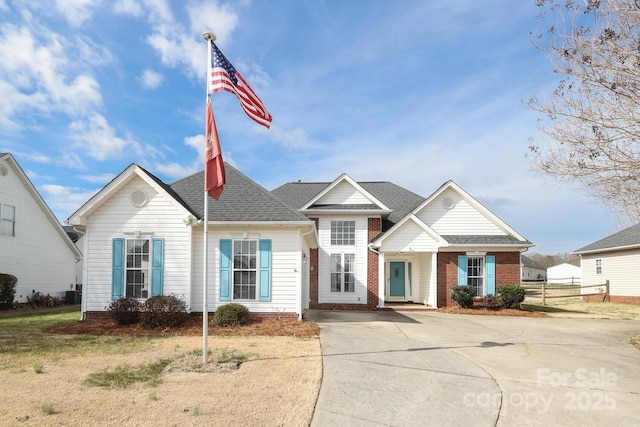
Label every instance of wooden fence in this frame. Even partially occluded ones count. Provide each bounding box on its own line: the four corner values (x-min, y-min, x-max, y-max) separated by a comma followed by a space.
521, 280, 610, 305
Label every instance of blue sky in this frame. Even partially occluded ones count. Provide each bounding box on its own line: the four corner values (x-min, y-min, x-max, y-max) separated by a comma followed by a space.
0, 0, 618, 254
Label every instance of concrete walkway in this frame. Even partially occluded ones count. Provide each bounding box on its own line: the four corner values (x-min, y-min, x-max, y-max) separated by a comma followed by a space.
306, 310, 640, 426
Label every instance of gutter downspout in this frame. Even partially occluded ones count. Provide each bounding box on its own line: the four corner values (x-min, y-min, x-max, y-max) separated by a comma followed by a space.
72, 225, 86, 321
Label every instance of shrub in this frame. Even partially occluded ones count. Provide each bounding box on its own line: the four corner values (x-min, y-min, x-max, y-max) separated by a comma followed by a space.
141, 295, 188, 329
108, 297, 142, 325
450, 285, 476, 308
214, 303, 249, 327
0, 273, 17, 310
34, 293, 65, 308
482, 294, 503, 310
497, 285, 526, 309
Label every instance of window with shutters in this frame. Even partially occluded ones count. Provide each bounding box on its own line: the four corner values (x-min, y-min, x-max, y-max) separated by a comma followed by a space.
126, 239, 149, 298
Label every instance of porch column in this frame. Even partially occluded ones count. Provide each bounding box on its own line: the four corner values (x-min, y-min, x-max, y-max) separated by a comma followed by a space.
377, 252, 385, 308
428, 251, 437, 307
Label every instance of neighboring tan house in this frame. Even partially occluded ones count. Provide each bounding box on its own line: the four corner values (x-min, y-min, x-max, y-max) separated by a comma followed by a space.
547, 263, 581, 285
68, 163, 533, 319
0, 153, 82, 303
521, 255, 546, 281
574, 223, 640, 304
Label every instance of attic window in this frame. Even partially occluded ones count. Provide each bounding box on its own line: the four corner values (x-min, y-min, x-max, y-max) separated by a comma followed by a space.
442, 197, 455, 210
130, 190, 148, 208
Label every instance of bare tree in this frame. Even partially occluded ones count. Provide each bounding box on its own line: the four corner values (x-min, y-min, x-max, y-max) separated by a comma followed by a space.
528, 0, 640, 225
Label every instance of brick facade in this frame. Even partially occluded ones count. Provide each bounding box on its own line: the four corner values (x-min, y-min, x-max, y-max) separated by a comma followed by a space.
437, 251, 521, 308
309, 217, 381, 310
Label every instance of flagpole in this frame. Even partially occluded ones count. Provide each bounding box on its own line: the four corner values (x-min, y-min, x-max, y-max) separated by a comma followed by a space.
202, 30, 216, 366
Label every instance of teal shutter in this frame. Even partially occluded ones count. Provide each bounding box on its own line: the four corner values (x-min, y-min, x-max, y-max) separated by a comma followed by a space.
219, 239, 232, 301
151, 238, 164, 296
457, 255, 467, 286
486, 255, 495, 295
112, 238, 125, 300
258, 239, 272, 302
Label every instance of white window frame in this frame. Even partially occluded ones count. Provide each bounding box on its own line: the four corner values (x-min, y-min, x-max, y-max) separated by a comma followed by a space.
0, 203, 15, 237
330, 252, 355, 293
233, 240, 257, 300
595, 259, 602, 275
125, 238, 150, 299
467, 256, 485, 296
330, 220, 355, 245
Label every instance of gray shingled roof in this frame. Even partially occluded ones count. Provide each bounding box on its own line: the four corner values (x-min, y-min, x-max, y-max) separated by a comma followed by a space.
441, 235, 531, 246
521, 254, 545, 269
574, 223, 640, 254
169, 163, 310, 222
271, 181, 425, 229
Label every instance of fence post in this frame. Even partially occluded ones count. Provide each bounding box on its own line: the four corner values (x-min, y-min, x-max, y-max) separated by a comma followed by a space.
605, 280, 610, 302
542, 281, 546, 306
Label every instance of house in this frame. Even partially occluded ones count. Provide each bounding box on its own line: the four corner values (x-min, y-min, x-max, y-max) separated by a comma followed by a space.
546, 263, 581, 285
0, 153, 82, 303
574, 223, 640, 303
68, 163, 533, 319
521, 255, 546, 281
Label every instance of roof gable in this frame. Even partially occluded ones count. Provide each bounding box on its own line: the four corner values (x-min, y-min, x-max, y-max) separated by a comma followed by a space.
301, 174, 390, 211
414, 181, 530, 244
0, 153, 81, 258
372, 214, 447, 251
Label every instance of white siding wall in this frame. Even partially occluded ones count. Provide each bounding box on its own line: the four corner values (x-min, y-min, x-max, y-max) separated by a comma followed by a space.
317, 216, 368, 304
417, 189, 505, 235
0, 161, 77, 302
190, 227, 303, 314
547, 263, 580, 285
84, 176, 192, 312
581, 251, 640, 297
316, 181, 372, 205
380, 220, 440, 252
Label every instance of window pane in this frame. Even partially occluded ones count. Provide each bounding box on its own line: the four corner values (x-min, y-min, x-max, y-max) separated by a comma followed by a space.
331, 221, 355, 245
125, 238, 150, 298
233, 240, 257, 300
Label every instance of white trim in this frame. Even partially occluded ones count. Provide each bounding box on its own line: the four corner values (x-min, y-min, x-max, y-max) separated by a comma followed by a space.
300, 173, 390, 211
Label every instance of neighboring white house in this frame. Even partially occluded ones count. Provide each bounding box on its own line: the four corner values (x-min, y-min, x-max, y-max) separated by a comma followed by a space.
521, 255, 546, 281
574, 223, 640, 304
547, 263, 581, 285
68, 163, 533, 319
0, 153, 82, 303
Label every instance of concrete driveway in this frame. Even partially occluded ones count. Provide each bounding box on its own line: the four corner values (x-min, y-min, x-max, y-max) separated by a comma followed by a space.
305, 310, 640, 426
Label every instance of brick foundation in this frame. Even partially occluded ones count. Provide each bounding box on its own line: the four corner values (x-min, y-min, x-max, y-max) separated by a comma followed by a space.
437, 252, 521, 308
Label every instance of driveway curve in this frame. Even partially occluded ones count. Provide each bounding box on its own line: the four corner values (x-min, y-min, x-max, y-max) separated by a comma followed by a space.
306, 310, 640, 427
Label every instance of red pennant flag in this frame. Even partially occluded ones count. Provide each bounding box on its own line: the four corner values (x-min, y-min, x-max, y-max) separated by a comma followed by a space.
205, 99, 225, 199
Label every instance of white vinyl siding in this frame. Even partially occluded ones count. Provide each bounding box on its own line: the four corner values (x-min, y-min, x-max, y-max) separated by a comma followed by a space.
315, 181, 373, 205
379, 219, 440, 252
581, 250, 640, 298
416, 189, 505, 235
0, 160, 77, 302
83, 176, 192, 312
191, 227, 304, 314
317, 216, 368, 304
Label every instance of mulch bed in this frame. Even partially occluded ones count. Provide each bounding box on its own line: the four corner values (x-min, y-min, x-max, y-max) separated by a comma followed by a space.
47, 314, 320, 338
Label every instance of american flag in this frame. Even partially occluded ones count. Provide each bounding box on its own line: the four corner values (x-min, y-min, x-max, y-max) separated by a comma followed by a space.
209, 42, 272, 129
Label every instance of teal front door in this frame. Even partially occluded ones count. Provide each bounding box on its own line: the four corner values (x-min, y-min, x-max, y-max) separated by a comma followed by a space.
389, 261, 405, 298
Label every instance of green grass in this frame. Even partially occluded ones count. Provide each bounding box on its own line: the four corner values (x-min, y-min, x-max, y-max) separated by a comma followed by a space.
41, 403, 56, 415
0, 307, 154, 369
85, 359, 172, 388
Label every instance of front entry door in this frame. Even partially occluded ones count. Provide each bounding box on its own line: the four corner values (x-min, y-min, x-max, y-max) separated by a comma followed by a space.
389, 261, 405, 298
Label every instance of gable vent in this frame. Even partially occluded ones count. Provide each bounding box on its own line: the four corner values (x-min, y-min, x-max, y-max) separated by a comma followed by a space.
130, 190, 148, 208
442, 197, 455, 210
0, 164, 7, 176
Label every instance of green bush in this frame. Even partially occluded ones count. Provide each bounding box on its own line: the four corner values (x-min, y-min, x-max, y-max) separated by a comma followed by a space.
0, 273, 17, 309
497, 285, 526, 308
450, 285, 476, 308
141, 295, 188, 329
482, 294, 503, 310
108, 297, 142, 325
30, 292, 65, 308
214, 303, 250, 327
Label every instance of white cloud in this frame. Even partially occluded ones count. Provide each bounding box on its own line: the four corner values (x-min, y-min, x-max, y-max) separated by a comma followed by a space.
140, 69, 163, 89
40, 183, 99, 220
113, 0, 143, 16
79, 173, 116, 184
270, 126, 309, 149
68, 113, 132, 160
54, 0, 101, 26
